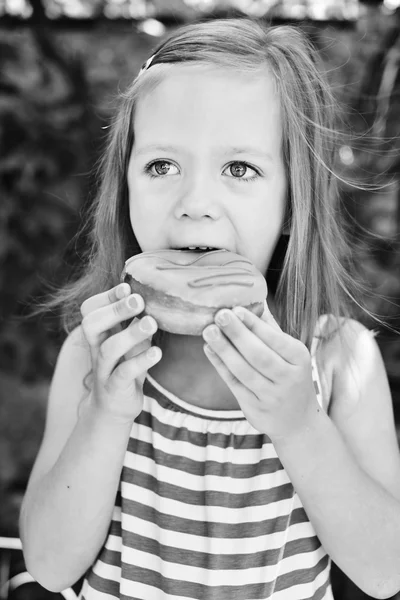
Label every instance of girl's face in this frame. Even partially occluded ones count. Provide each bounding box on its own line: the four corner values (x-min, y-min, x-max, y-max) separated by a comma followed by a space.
127, 65, 287, 276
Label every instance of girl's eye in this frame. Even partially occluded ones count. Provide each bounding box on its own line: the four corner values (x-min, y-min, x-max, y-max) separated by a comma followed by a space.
144, 160, 259, 182
145, 160, 178, 178
223, 162, 259, 182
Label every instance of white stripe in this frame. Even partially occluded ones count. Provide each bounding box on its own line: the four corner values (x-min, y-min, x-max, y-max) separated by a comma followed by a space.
84, 556, 330, 600
142, 393, 258, 436
281, 521, 321, 545
120, 575, 331, 600
121, 479, 295, 524
276, 544, 327, 577
120, 579, 194, 600
92, 559, 121, 585
291, 492, 304, 510
124, 451, 289, 494
79, 578, 118, 600
131, 418, 278, 463
104, 534, 123, 552
271, 560, 332, 599
110, 505, 121, 522
146, 375, 246, 423
120, 511, 291, 554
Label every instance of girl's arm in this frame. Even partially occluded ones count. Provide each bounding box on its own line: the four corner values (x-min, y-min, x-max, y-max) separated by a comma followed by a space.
19, 327, 134, 592
20, 285, 161, 592
202, 308, 400, 599
273, 319, 400, 599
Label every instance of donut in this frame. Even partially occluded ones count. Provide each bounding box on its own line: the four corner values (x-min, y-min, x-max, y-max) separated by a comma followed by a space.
121, 249, 267, 336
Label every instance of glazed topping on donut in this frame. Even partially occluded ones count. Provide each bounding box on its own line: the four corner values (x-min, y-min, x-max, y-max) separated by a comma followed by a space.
122, 249, 265, 291
156, 253, 254, 288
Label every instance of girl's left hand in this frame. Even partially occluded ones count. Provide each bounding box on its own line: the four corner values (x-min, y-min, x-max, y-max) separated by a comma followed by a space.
202, 302, 320, 441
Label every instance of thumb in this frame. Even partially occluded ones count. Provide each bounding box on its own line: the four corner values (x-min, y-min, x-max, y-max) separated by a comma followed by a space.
261, 299, 281, 331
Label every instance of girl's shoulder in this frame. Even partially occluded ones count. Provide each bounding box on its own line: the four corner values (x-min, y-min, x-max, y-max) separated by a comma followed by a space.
316, 316, 400, 501
314, 315, 379, 415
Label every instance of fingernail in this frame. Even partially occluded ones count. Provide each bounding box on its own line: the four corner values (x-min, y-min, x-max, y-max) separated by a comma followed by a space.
147, 346, 161, 361
128, 294, 139, 310
203, 325, 220, 342
215, 310, 231, 327
140, 315, 156, 333
117, 283, 129, 299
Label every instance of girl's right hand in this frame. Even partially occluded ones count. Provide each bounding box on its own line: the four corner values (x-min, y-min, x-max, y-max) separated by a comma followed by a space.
80, 282, 161, 423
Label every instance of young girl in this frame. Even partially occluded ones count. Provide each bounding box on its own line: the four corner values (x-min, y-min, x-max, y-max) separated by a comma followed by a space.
20, 18, 400, 600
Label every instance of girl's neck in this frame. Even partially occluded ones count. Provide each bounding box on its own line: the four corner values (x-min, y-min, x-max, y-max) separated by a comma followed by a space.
148, 332, 240, 410
148, 295, 279, 411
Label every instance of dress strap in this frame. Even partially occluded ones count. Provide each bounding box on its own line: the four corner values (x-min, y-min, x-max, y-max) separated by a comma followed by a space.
310, 315, 330, 410
310, 314, 330, 358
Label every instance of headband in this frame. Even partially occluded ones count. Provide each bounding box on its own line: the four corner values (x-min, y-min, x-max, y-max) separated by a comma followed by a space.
138, 54, 156, 77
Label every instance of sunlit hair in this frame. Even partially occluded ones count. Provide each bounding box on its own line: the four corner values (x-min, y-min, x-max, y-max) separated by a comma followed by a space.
41, 17, 368, 349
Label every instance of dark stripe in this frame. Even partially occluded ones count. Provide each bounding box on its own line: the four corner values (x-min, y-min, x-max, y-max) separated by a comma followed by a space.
274, 553, 330, 592
283, 535, 321, 559
114, 500, 309, 539
110, 519, 122, 536
144, 378, 247, 422
121, 563, 275, 600
85, 569, 119, 597
127, 437, 283, 478
287, 506, 311, 527
135, 406, 270, 449
122, 466, 293, 508
304, 576, 332, 600
95, 547, 121, 568
84, 551, 330, 600
120, 529, 298, 570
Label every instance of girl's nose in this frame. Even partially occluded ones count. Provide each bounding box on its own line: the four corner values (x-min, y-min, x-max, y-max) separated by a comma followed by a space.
174, 174, 222, 221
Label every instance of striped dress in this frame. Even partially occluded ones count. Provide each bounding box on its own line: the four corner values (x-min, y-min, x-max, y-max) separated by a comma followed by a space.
80, 316, 333, 600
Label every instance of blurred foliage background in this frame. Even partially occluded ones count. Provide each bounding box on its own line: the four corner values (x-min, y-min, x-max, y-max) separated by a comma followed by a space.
0, 0, 399, 597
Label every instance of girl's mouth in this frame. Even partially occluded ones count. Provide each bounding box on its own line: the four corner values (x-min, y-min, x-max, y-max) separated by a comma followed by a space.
175, 247, 228, 252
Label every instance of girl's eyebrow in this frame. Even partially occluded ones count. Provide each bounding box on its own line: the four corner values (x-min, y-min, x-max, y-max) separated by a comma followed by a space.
133, 144, 273, 162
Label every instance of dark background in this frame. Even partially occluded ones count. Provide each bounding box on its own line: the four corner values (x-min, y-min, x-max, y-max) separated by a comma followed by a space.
0, 0, 399, 597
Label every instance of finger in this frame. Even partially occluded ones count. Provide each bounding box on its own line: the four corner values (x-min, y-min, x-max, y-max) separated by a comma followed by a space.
261, 299, 281, 331
203, 322, 277, 389
124, 337, 152, 361
230, 307, 305, 365
81, 293, 144, 358
106, 346, 162, 393
203, 343, 260, 406
231, 301, 280, 332
97, 316, 158, 382
80, 283, 132, 318
209, 312, 286, 380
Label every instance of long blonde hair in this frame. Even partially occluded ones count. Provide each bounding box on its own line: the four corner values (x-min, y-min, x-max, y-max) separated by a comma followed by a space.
42, 17, 367, 349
